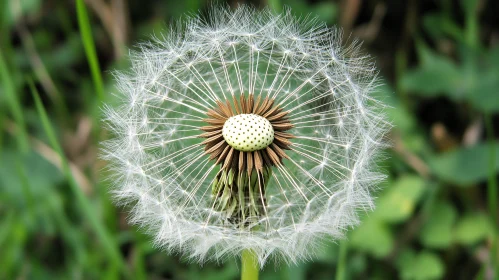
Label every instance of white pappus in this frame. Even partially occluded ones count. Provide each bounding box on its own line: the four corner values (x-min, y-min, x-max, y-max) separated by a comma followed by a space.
101, 5, 390, 267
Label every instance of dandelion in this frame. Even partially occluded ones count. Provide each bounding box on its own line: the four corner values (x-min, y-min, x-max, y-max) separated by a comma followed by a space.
102, 4, 389, 271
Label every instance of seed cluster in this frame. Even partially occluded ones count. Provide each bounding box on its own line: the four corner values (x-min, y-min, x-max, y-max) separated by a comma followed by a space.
199, 94, 295, 225
222, 114, 274, 152
199, 94, 294, 173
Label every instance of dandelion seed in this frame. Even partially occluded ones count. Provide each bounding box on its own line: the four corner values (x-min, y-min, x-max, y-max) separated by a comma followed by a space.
102, 5, 390, 267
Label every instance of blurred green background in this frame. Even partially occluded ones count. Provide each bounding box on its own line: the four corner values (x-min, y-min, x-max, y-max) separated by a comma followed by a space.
1, 0, 498, 279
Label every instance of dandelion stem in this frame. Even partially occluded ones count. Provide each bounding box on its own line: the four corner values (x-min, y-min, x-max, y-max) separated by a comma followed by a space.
241, 249, 259, 280
336, 239, 348, 280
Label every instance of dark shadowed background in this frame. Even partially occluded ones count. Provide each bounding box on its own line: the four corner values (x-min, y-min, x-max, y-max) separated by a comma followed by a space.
1, 0, 498, 279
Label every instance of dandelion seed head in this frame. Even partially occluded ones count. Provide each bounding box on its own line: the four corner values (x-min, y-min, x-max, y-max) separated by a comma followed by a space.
102, 5, 390, 267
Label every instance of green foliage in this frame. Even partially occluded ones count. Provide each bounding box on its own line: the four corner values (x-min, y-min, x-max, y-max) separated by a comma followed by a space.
401, 46, 462, 98
402, 45, 499, 113
270, 0, 338, 23
428, 142, 499, 185
76, 0, 104, 102
0, 150, 63, 200
419, 201, 457, 249
31, 81, 127, 272
350, 217, 394, 258
372, 84, 427, 154
375, 175, 427, 223
2, 0, 41, 27
397, 250, 444, 280
454, 213, 495, 245
0, 51, 28, 152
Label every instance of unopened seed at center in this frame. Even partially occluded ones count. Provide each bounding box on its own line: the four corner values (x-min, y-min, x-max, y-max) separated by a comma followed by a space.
222, 114, 274, 152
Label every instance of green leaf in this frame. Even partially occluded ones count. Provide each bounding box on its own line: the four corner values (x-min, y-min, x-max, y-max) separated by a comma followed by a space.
349, 217, 394, 258
454, 213, 494, 245
422, 13, 464, 42
470, 70, 499, 112
419, 201, 457, 249
401, 46, 462, 98
397, 250, 445, 280
465, 47, 499, 112
375, 175, 426, 223
428, 142, 499, 185
403, 43, 499, 113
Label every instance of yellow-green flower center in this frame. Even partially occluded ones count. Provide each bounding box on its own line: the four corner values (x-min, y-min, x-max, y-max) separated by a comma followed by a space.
222, 114, 274, 152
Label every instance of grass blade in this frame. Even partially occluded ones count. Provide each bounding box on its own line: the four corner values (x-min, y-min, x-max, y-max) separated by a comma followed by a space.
0, 51, 29, 152
76, 0, 104, 102
29, 80, 127, 272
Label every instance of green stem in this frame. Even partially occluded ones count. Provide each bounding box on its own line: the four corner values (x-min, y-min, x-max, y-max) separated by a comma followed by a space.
485, 113, 498, 273
241, 249, 259, 280
336, 239, 348, 280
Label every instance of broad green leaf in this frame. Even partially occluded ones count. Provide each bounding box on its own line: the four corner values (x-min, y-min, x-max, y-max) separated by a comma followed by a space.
397, 250, 444, 280
401, 47, 462, 98
422, 13, 464, 42
349, 217, 394, 258
466, 47, 499, 112
428, 142, 499, 185
454, 213, 494, 245
375, 175, 426, 223
471, 71, 499, 112
419, 201, 457, 249
403, 44, 499, 113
